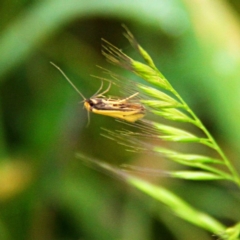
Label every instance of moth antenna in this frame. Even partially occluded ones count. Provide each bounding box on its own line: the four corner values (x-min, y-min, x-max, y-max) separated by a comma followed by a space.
50, 62, 86, 100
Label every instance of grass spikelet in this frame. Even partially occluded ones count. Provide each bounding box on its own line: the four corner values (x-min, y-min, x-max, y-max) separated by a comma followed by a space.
101, 26, 240, 187
78, 27, 240, 239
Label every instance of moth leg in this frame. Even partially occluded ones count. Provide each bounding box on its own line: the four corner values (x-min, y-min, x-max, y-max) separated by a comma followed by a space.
92, 80, 104, 97
118, 92, 139, 103
97, 82, 112, 97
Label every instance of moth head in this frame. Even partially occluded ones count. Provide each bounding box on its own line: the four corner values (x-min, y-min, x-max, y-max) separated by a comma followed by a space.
84, 98, 102, 112
84, 100, 92, 112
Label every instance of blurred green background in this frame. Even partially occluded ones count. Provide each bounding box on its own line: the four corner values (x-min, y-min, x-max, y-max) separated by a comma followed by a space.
1, 0, 240, 239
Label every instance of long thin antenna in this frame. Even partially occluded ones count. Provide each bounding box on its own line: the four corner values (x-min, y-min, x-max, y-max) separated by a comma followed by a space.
50, 62, 86, 100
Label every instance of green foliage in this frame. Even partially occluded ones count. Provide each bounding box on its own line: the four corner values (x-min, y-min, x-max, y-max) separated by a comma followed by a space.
1, 0, 240, 240
78, 28, 240, 239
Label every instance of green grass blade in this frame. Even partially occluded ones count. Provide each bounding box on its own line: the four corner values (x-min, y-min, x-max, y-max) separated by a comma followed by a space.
153, 148, 223, 164
77, 153, 226, 237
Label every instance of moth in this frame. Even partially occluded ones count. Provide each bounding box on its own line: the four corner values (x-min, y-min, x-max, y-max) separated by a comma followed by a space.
50, 62, 145, 123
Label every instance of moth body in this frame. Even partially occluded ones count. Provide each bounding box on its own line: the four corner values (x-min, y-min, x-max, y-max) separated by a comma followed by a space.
51, 62, 145, 123
84, 96, 145, 122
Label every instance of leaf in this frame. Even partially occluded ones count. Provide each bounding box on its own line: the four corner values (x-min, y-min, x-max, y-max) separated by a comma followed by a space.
152, 108, 194, 123
127, 175, 225, 234
137, 84, 178, 104
151, 122, 200, 142
141, 100, 180, 108
222, 222, 240, 240
151, 147, 233, 180
77, 152, 227, 235
154, 147, 223, 164
167, 171, 225, 180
